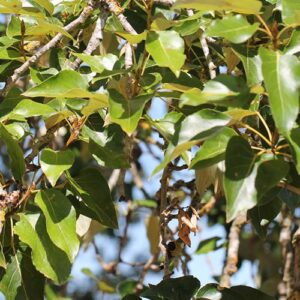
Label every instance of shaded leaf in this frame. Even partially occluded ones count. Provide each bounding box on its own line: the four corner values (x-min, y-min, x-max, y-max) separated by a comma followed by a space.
196, 283, 274, 300
224, 136, 257, 222
0, 123, 25, 181
109, 89, 152, 135
141, 276, 200, 300
66, 168, 118, 229
195, 237, 223, 254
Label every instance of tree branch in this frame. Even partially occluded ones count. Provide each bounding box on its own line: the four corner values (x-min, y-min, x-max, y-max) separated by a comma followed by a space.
278, 208, 293, 300
0, 0, 97, 97
291, 227, 300, 299
71, 11, 108, 69
220, 213, 247, 288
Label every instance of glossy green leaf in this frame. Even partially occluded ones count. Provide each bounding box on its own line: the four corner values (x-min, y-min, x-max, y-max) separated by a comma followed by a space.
224, 136, 257, 222
35, 189, 79, 261
284, 29, 300, 55
116, 31, 147, 44
191, 127, 237, 169
146, 111, 183, 141
152, 109, 231, 175
233, 47, 263, 86
23, 70, 107, 105
28, 0, 54, 14
282, 0, 300, 25
109, 89, 152, 135
196, 283, 275, 299
195, 237, 223, 254
180, 75, 250, 108
14, 213, 71, 284
173, 0, 262, 14
206, 15, 259, 44
66, 168, 118, 229
259, 47, 300, 134
0, 123, 25, 181
40, 148, 75, 186
10, 99, 55, 118
73, 53, 118, 73
146, 31, 186, 76
141, 276, 200, 300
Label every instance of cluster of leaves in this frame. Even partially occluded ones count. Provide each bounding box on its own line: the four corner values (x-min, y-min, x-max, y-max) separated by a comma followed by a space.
0, 0, 298, 299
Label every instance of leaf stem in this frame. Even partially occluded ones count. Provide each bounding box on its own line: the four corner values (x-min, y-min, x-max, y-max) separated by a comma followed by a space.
256, 111, 273, 143
255, 14, 273, 39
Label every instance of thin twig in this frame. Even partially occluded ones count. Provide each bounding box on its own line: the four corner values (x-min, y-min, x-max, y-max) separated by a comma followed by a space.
0, 0, 96, 97
219, 213, 247, 288
187, 9, 216, 79
277, 182, 300, 197
256, 111, 272, 143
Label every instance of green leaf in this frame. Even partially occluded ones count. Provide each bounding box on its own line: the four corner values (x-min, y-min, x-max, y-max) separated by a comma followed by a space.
284, 29, 300, 55
233, 47, 263, 86
23, 70, 108, 105
196, 283, 275, 300
191, 127, 237, 169
249, 196, 281, 238
40, 148, 75, 186
82, 125, 130, 169
10, 99, 55, 118
146, 31, 186, 76
0, 250, 45, 300
146, 112, 183, 141
224, 136, 257, 222
73, 53, 118, 73
180, 75, 250, 108
14, 213, 71, 284
118, 280, 140, 297
152, 109, 231, 175
259, 47, 300, 134
195, 237, 223, 254
173, 0, 262, 14
255, 159, 289, 200
28, 0, 54, 14
116, 31, 147, 44
66, 168, 118, 229
35, 189, 79, 261
141, 276, 200, 300
0, 123, 25, 181
109, 89, 152, 135
6, 15, 21, 38
206, 15, 259, 44
282, 0, 300, 25
288, 127, 300, 173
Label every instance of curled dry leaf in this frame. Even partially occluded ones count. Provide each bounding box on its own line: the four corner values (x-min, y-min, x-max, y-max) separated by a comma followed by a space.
178, 208, 199, 247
